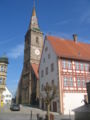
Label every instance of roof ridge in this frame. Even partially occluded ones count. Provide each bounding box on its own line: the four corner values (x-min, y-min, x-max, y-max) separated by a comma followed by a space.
47, 35, 90, 45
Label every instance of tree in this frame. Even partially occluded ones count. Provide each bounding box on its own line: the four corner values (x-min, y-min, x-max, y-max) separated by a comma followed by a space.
41, 83, 57, 120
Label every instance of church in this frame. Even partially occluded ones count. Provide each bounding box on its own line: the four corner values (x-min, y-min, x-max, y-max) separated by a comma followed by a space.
16, 5, 43, 105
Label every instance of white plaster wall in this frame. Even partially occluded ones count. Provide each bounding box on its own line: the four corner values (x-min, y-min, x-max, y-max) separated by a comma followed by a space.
39, 39, 60, 112
63, 93, 86, 115
2, 87, 12, 104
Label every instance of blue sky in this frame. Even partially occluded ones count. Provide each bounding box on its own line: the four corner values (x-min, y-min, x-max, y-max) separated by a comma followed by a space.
0, 0, 90, 95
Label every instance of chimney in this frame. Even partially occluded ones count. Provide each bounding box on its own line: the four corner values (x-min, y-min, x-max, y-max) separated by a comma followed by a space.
73, 34, 77, 43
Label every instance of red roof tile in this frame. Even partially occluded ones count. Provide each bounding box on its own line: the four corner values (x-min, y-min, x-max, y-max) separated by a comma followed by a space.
31, 63, 39, 79
46, 36, 90, 61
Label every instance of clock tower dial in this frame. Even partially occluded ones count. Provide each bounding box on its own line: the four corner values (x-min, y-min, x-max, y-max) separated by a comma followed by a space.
35, 49, 40, 55
30, 44, 42, 63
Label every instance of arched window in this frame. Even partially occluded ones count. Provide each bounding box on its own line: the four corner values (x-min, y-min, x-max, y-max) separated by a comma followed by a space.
36, 37, 39, 44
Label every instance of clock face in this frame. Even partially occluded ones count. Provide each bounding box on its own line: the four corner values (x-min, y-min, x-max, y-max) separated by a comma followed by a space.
35, 49, 40, 55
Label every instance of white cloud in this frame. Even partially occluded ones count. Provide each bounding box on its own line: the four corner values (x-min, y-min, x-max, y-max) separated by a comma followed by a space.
8, 43, 24, 59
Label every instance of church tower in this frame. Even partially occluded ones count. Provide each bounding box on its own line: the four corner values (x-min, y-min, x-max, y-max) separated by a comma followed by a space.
24, 6, 43, 65
17, 5, 43, 104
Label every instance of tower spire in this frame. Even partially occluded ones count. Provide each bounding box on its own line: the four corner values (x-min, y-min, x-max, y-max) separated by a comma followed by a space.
32, 5, 36, 16
32, 0, 36, 16
29, 1, 39, 30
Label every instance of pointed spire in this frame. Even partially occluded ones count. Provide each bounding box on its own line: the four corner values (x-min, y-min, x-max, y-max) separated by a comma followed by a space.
32, 0, 36, 16
32, 6, 36, 16
29, 1, 40, 30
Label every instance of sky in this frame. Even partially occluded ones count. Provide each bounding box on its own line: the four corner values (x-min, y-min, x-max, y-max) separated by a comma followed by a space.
0, 0, 90, 95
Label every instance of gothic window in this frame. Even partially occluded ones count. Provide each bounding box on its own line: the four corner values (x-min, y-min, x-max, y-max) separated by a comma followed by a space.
23, 75, 28, 81
51, 63, 54, 72
36, 37, 39, 44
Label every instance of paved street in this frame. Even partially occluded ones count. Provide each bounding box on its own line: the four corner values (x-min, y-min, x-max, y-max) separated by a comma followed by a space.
0, 105, 74, 120
0, 105, 46, 120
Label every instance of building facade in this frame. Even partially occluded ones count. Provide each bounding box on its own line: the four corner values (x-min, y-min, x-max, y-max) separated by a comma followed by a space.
2, 87, 12, 104
16, 6, 43, 104
0, 55, 8, 105
39, 35, 90, 114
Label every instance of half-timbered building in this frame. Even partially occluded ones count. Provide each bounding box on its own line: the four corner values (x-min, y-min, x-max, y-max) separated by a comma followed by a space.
39, 35, 90, 114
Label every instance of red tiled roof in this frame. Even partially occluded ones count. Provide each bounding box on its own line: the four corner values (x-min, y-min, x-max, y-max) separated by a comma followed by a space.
31, 63, 39, 79
46, 36, 90, 61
